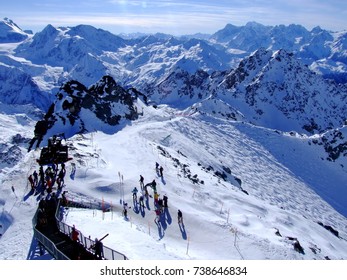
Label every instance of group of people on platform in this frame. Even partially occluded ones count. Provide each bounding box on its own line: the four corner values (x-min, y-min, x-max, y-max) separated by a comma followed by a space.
28, 162, 66, 195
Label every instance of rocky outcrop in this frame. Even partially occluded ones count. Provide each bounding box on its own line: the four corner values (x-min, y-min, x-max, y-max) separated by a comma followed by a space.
28, 76, 141, 150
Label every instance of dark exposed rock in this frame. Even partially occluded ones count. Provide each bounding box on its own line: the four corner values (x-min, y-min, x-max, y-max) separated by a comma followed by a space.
317, 222, 339, 238
309, 127, 347, 162
0, 145, 23, 166
28, 76, 143, 149
157, 145, 204, 185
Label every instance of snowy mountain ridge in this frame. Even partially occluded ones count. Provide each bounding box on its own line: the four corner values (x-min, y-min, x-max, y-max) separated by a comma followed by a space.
0, 18, 346, 106
145, 48, 347, 134
0, 18, 346, 133
0, 18, 30, 43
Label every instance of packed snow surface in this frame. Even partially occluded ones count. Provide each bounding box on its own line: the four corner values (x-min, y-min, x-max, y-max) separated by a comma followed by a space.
1, 100, 347, 260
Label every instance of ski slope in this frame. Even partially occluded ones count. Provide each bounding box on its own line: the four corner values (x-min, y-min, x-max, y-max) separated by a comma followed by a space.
55, 102, 347, 259
1, 101, 347, 260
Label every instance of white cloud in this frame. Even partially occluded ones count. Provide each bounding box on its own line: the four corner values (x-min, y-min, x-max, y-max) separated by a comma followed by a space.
3, 0, 346, 34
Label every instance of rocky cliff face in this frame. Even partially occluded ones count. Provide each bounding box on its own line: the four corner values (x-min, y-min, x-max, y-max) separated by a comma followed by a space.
310, 126, 347, 163
28, 76, 141, 150
217, 48, 347, 134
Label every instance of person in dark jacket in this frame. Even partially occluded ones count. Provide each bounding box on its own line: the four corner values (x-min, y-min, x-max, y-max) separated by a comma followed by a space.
94, 238, 104, 259
139, 175, 144, 190
163, 194, 168, 208
178, 209, 183, 224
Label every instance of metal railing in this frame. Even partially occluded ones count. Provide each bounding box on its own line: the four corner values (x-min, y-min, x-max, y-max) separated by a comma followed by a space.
32, 206, 70, 260
32, 198, 128, 260
56, 216, 128, 260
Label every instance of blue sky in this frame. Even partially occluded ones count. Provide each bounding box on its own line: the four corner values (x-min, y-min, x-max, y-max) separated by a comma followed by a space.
2, 0, 346, 35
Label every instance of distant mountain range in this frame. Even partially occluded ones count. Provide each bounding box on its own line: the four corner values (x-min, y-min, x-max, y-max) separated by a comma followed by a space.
1, 19, 347, 261
0, 17, 347, 138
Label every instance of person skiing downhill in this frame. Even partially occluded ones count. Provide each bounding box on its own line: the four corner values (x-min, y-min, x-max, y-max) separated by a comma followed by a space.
28, 174, 35, 190
123, 202, 129, 219
155, 208, 161, 224
151, 179, 157, 193
33, 170, 38, 186
132, 187, 138, 202
139, 175, 144, 190
159, 166, 164, 177
163, 194, 168, 208
154, 192, 160, 206
178, 209, 183, 224
139, 194, 145, 209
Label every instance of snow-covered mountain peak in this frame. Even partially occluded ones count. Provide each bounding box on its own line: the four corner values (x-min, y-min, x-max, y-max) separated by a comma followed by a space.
215, 47, 347, 133
65, 24, 126, 51
222, 47, 273, 88
14, 23, 125, 71
0, 17, 29, 43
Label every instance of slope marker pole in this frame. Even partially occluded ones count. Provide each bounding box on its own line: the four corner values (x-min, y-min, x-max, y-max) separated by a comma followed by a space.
111, 201, 113, 220
102, 197, 105, 220
220, 202, 224, 214
186, 234, 190, 255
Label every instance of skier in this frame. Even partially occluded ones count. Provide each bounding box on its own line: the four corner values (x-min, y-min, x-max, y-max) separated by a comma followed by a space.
143, 184, 149, 197
158, 198, 163, 212
154, 208, 161, 224
33, 170, 38, 186
154, 192, 160, 206
139, 194, 145, 209
28, 174, 35, 190
123, 202, 129, 219
159, 166, 164, 177
155, 162, 159, 173
163, 194, 168, 208
151, 179, 157, 193
178, 209, 183, 224
139, 175, 144, 190
132, 187, 138, 202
